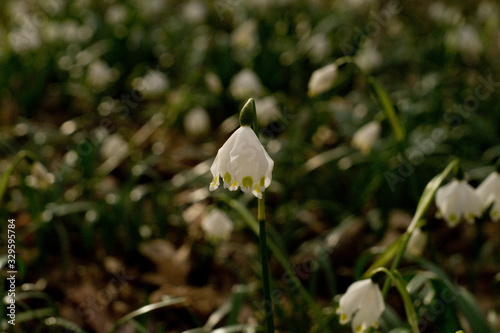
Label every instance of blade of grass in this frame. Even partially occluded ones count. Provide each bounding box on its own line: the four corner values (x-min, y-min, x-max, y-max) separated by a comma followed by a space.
367, 77, 405, 143
415, 257, 491, 333
109, 297, 185, 333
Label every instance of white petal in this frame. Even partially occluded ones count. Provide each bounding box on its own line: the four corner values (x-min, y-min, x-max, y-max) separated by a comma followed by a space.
476, 172, 500, 212
351, 282, 384, 332
339, 279, 372, 318
229, 127, 273, 197
351, 121, 381, 154
209, 128, 241, 191
435, 179, 481, 226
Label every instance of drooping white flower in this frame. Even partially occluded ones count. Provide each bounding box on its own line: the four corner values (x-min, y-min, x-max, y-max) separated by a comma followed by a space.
435, 179, 482, 227
351, 121, 381, 154
201, 209, 234, 242
476, 171, 500, 221
308, 64, 338, 97
337, 279, 385, 333
210, 126, 273, 199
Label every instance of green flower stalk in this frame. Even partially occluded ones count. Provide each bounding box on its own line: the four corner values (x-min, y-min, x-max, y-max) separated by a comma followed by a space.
209, 98, 275, 332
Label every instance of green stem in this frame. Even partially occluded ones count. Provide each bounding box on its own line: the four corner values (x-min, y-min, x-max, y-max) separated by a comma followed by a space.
371, 267, 420, 333
220, 194, 322, 322
258, 195, 275, 333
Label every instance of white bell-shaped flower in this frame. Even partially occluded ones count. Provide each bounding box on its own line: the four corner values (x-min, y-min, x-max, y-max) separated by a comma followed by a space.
210, 126, 273, 199
476, 171, 500, 221
435, 179, 482, 227
308, 63, 338, 97
337, 279, 385, 333
201, 209, 233, 242
351, 121, 381, 154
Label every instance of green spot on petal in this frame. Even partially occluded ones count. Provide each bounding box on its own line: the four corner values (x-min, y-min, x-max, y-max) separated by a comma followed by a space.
224, 172, 232, 183
449, 214, 457, 222
242, 176, 253, 188
260, 177, 265, 187
467, 212, 475, 221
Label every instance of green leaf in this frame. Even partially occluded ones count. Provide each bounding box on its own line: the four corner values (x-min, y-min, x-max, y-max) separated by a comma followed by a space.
16, 307, 55, 323
367, 77, 405, 143
371, 267, 420, 333
362, 234, 407, 279
407, 159, 459, 232
109, 297, 185, 333
415, 257, 491, 333
44, 317, 88, 333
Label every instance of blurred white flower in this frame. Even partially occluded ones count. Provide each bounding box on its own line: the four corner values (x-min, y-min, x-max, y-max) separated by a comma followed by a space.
405, 228, 427, 257
355, 40, 382, 73
204, 72, 223, 95
87, 60, 119, 92
106, 5, 128, 25
435, 179, 482, 227
183, 1, 207, 25
457, 25, 483, 60
477, 1, 499, 23
476, 171, 500, 221
351, 121, 381, 154
101, 134, 129, 160
308, 64, 338, 97
337, 279, 385, 333
133, 70, 169, 99
184, 107, 210, 137
8, 26, 41, 53
307, 33, 332, 63
201, 209, 234, 242
255, 96, 280, 127
25, 162, 55, 190
210, 126, 274, 199
229, 69, 264, 100
428, 2, 463, 25
231, 20, 259, 59
135, 0, 166, 19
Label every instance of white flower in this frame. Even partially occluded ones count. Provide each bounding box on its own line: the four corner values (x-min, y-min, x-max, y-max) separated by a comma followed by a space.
307, 64, 338, 97
210, 126, 273, 199
337, 279, 385, 333
351, 121, 381, 154
201, 209, 233, 242
435, 179, 482, 227
476, 171, 500, 221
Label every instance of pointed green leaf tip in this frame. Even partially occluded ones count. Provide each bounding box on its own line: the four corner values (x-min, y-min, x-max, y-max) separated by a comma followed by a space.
239, 98, 255, 127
